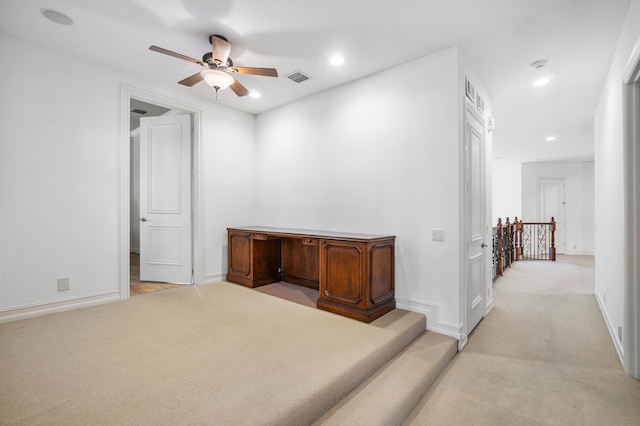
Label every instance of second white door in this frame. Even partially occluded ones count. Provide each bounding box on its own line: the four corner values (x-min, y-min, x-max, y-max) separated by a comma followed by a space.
539, 178, 565, 254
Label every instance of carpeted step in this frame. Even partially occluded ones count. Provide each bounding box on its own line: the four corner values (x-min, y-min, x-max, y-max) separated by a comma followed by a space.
293, 309, 429, 424
313, 331, 458, 426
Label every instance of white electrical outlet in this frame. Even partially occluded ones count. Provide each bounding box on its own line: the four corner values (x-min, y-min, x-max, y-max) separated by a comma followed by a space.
58, 277, 70, 291
432, 229, 445, 242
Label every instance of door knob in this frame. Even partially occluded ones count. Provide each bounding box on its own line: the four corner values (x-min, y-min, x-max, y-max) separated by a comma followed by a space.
481, 243, 487, 248
140, 217, 148, 222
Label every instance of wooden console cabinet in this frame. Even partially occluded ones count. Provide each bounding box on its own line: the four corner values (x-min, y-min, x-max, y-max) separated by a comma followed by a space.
226, 226, 395, 322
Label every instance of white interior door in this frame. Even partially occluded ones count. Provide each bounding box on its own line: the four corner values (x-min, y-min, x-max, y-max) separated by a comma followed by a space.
139, 114, 192, 284
539, 178, 565, 254
465, 103, 487, 335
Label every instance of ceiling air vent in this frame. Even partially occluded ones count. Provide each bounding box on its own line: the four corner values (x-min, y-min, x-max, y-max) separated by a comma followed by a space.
286, 70, 311, 83
130, 108, 148, 115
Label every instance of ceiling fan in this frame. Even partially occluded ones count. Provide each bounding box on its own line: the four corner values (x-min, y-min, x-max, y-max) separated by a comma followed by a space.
149, 35, 278, 97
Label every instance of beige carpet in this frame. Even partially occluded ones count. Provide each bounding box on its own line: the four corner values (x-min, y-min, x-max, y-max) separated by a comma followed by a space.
0, 281, 425, 425
406, 255, 640, 425
255, 282, 319, 308
315, 331, 458, 425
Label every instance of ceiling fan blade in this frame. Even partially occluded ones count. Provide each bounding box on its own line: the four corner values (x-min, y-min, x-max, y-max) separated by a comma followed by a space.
211, 35, 232, 64
232, 67, 278, 77
230, 79, 249, 97
178, 72, 203, 87
149, 45, 204, 65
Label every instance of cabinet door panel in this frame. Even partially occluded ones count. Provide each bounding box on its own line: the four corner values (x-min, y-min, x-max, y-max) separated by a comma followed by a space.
321, 241, 363, 305
229, 232, 251, 277
370, 243, 394, 304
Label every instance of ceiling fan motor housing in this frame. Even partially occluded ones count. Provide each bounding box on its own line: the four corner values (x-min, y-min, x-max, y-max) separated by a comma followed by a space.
209, 34, 228, 43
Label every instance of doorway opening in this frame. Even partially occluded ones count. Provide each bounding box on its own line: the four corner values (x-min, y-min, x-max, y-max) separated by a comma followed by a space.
622, 46, 640, 378
538, 178, 566, 254
129, 253, 184, 295
120, 86, 203, 300
129, 99, 182, 296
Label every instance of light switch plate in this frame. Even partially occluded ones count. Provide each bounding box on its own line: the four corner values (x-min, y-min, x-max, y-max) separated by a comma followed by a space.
432, 229, 445, 242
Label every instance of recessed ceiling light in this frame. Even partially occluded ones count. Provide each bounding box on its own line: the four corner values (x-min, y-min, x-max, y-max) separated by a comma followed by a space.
545, 136, 557, 142
249, 91, 261, 98
329, 54, 345, 66
533, 77, 550, 87
40, 8, 73, 26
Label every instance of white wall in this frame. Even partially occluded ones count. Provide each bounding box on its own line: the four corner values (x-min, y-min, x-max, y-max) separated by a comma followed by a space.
581, 162, 595, 254
521, 161, 595, 255
491, 161, 522, 225
0, 33, 494, 338
0, 34, 259, 316
256, 47, 492, 337
202, 102, 259, 281
594, 0, 640, 363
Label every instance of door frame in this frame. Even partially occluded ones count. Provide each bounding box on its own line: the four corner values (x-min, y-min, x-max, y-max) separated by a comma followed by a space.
120, 85, 203, 299
623, 43, 640, 379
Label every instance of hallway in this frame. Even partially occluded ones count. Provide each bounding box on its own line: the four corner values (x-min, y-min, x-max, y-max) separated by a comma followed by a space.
406, 255, 640, 425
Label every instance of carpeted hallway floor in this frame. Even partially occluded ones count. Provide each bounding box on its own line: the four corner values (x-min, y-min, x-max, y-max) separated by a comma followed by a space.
406, 255, 640, 425
3, 255, 639, 425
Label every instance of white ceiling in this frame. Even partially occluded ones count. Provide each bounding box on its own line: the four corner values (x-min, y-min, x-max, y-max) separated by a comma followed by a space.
0, 0, 631, 163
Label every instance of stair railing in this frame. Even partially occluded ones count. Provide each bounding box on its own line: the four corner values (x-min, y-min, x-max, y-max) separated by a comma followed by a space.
492, 217, 556, 282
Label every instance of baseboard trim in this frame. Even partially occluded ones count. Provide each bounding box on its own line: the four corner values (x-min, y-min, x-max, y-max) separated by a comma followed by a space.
204, 273, 224, 283
594, 291, 625, 365
396, 296, 462, 340
0, 291, 121, 323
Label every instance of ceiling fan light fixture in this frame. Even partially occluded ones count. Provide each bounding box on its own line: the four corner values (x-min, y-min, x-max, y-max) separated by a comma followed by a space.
200, 69, 234, 90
